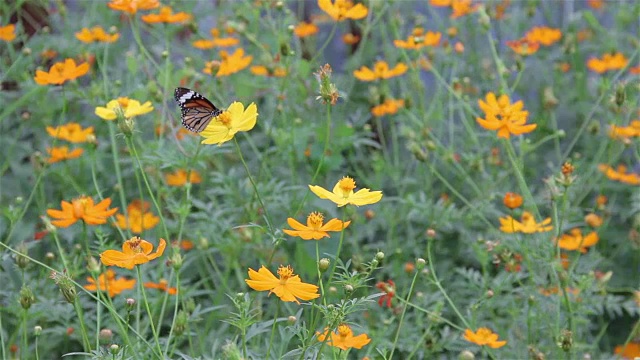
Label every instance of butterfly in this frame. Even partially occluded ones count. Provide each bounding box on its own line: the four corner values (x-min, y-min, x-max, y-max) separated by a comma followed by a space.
174, 87, 223, 133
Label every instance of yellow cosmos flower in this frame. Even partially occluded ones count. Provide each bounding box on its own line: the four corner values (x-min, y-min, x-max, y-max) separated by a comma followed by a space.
192, 28, 239, 49
309, 176, 383, 207
75, 26, 119, 43
141, 6, 192, 24
0, 24, 17, 42
371, 99, 404, 117
587, 52, 628, 74
283, 212, 351, 240
216, 48, 252, 77
95, 97, 154, 120
245, 265, 320, 304
353, 60, 408, 81
476, 92, 536, 139
499, 211, 552, 233
100, 236, 166, 269
609, 120, 640, 139
394, 28, 441, 49
556, 228, 599, 253
46, 123, 95, 143
463, 327, 507, 348
34, 58, 90, 85
200, 102, 258, 145
318, 0, 368, 21
46, 146, 84, 163
316, 324, 371, 350
250, 65, 287, 77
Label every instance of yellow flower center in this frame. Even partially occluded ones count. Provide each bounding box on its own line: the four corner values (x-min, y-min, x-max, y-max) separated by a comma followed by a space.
117, 97, 130, 108
72, 197, 89, 219
125, 237, 143, 253
217, 111, 232, 126
337, 324, 350, 339
277, 265, 294, 284
338, 176, 356, 196
307, 212, 324, 229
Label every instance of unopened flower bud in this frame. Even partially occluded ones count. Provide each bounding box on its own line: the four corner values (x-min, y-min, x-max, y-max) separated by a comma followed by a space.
486, 289, 494, 298
41, 216, 57, 233
109, 344, 119, 355
375, 252, 385, 261
171, 252, 183, 270
288, 315, 297, 324
426, 228, 436, 239
416, 258, 426, 270
557, 329, 573, 352
50, 270, 77, 304
478, 7, 491, 31
15, 244, 29, 269
126, 298, 136, 311
174, 310, 188, 336
20, 286, 36, 309
404, 262, 415, 273
22, 47, 32, 56
615, 82, 626, 107
87, 256, 101, 274
459, 350, 475, 360
344, 284, 354, 294
161, 50, 169, 58
34, 325, 42, 336
318, 258, 330, 272
99, 329, 113, 344
45, 252, 55, 263
198, 237, 209, 249
287, 24, 294, 33
184, 298, 196, 314
364, 209, 375, 220
328, 286, 337, 294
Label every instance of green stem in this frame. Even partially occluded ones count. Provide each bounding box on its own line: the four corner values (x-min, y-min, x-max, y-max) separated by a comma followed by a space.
309, 22, 338, 64
325, 207, 347, 288
108, 122, 130, 232
73, 299, 92, 352
389, 268, 420, 359
164, 272, 181, 357
265, 303, 280, 359
136, 266, 164, 358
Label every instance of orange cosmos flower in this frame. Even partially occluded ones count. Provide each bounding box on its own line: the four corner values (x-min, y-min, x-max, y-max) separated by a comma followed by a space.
164, 169, 202, 186
34, 58, 89, 85
615, 343, 640, 359
587, 53, 628, 74
0, 24, 16, 42
451, 0, 478, 18
46, 123, 95, 143
115, 200, 160, 234
430, 0, 452, 6
215, 48, 252, 77
318, 0, 368, 21
630, 66, 640, 74
107, 0, 159, 14
499, 211, 552, 233
100, 236, 166, 269
84, 269, 136, 297
144, 279, 177, 295
316, 324, 371, 350
46, 196, 118, 228
598, 164, 640, 185
556, 228, 599, 253
506, 38, 539, 56
283, 212, 351, 240
609, 121, 640, 139
342, 33, 360, 45
584, 213, 603, 228
294, 21, 319, 37
587, 0, 604, 10
394, 28, 441, 49
371, 99, 404, 117
309, 176, 383, 207
502, 192, 523, 209
245, 265, 320, 304
75, 26, 119, 43
353, 60, 408, 81
192, 28, 239, 49
46, 146, 84, 163
524, 26, 562, 46
463, 328, 507, 348
376, 279, 395, 308
250, 65, 287, 77
476, 92, 536, 139
141, 6, 192, 23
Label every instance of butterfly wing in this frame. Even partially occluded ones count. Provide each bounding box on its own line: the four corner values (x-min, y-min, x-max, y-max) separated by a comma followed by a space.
174, 87, 223, 133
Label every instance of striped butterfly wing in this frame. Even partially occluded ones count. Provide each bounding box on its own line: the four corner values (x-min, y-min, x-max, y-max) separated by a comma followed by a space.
174, 87, 223, 133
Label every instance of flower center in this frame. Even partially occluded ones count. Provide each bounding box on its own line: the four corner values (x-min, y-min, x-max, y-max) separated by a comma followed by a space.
476, 328, 492, 341
338, 176, 356, 196
125, 237, 143, 253
117, 97, 130, 108
72, 196, 89, 219
277, 265, 294, 284
219, 50, 229, 61
307, 212, 324, 229
52, 63, 66, 77
337, 325, 350, 339
373, 61, 388, 77
217, 111, 232, 126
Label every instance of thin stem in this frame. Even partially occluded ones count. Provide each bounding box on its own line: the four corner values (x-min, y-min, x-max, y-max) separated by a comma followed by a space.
325, 207, 347, 288
73, 299, 92, 352
265, 303, 280, 359
389, 269, 420, 359
164, 272, 181, 357
136, 266, 164, 358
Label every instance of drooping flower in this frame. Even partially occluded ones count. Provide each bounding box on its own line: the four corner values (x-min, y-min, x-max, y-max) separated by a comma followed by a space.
463, 328, 507, 348
502, 192, 523, 209
75, 26, 119, 43
199, 101, 258, 145
353, 61, 408, 81
476, 92, 536, 139
375, 280, 395, 308
114, 200, 160, 234
556, 228, 599, 253
107, 0, 159, 14
0, 24, 16, 42
283, 212, 351, 240
318, 0, 368, 21
215, 48, 253, 77
46, 123, 95, 143
598, 164, 640, 185
245, 265, 320, 304
192, 28, 239, 49
309, 176, 383, 207
34, 58, 90, 85
316, 324, 371, 350
100, 236, 166, 269
144, 279, 177, 295
394, 28, 441, 49
84, 269, 136, 297
164, 169, 202, 186
506, 38, 539, 56
95, 97, 154, 120
524, 26, 562, 46
499, 211, 552, 233
587, 53, 628, 74
614, 342, 640, 359
250, 65, 287, 78
46, 196, 118, 228
46, 146, 84, 163
141, 6, 192, 23
371, 99, 404, 117
294, 21, 319, 37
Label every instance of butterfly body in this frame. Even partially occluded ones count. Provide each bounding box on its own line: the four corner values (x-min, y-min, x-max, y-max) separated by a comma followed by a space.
174, 87, 223, 132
